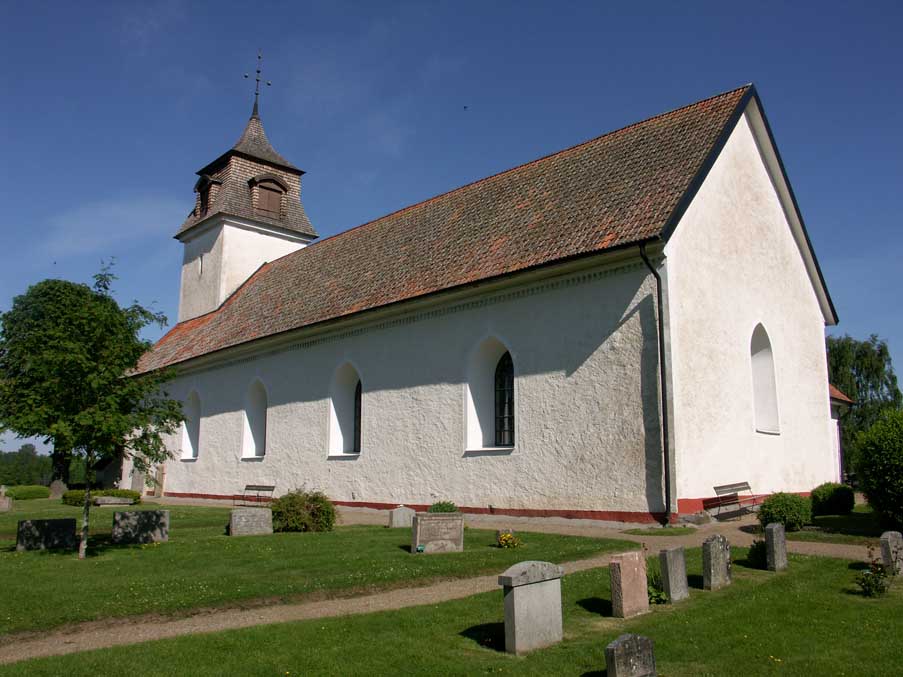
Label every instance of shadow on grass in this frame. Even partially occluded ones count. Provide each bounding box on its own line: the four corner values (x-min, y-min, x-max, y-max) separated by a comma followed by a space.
580, 671, 607, 677
847, 561, 869, 571
688, 573, 704, 590
739, 524, 762, 535
577, 597, 613, 617
3, 533, 145, 558
459, 622, 506, 652
397, 544, 412, 553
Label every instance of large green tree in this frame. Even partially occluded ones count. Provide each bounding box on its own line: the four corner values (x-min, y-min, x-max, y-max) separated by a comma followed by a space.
0, 443, 52, 486
0, 268, 182, 558
827, 334, 902, 473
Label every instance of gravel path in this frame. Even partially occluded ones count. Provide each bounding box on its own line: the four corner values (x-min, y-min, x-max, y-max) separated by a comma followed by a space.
0, 505, 870, 666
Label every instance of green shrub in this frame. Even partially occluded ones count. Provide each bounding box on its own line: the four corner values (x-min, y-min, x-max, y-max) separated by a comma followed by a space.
856, 410, 903, 527
427, 501, 458, 513
746, 539, 768, 569
810, 482, 855, 517
271, 489, 336, 533
61, 489, 141, 506
646, 562, 668, 605
5, 485, 50, 500
855, 549, 893, 597
757, 492, 811, 532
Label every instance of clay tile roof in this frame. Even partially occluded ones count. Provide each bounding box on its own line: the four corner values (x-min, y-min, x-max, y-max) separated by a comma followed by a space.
138, 85, 753, 373
829, 384, 854, 404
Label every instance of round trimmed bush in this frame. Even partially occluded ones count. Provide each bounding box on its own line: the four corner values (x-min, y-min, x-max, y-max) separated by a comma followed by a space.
757, 492, 811, 531
427, 501, 458, 513
271, 489, 336, 533
810, 482, 855, 517
856, 410, 903, 527
5, 485, 50, 500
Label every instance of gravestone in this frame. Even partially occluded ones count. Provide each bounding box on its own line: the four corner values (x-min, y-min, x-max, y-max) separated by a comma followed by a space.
48, 480, 67, 500
610, 551, 649, 618
111, 510, 170, 544
659, 547, 689, 602
765, 523, 788, 571
702, 535, 732, 590
387, 505, 416, 528
605, 634, 657, 677
94, 496, 134, 506
16, 519, 77, 551
229, 507, 273, 536
880, 531, 903, 575
498, 560, 564, 654
0, 497, 10, 512
411, 512, 464, 553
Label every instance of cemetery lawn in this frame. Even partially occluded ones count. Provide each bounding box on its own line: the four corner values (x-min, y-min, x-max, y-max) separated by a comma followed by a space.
0, 499, 635, 635
3, 550, 900, 676
787, 504, 884, 546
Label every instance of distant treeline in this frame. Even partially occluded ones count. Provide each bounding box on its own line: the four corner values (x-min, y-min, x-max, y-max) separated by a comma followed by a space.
0, 444, 52, 486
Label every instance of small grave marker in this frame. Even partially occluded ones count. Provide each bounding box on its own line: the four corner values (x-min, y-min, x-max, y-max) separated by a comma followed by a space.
229, 507, 273, 536
610, 551, 649, 618
605, 633, 657, 677
880, 531, 903, 575
112, 511, 170, 544
702, 534, 731, 590
765, 523, 788, 571
498, 560, 564, 654
16, 519, 77, 551
387, 505, 415, 528
48, 480, 67, 500
659, 547, 689, 602
411, 512, 464, 553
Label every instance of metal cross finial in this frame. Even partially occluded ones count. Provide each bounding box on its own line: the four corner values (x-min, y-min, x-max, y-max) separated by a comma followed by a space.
244, 49, 271, 117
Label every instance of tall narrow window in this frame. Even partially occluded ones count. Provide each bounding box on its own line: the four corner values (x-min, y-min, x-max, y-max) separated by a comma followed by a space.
242, 380, 268, 458
750, 324, 780, 433
494, 352, 515, 446
353, 379, 362, 454
258, 185, 282, 217
181, 391, 201, 460
329, 363, 363, 455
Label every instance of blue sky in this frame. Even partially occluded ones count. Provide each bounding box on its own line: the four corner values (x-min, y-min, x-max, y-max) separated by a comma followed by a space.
1, 1, 901, 452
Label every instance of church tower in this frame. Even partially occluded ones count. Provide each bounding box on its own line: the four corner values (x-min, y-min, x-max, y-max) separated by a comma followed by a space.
175, 61, 317, 322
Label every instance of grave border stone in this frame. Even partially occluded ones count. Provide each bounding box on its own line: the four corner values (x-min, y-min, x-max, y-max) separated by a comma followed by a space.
498, 560, 564, 655
16, 518, 78, 552
765, 522, 788, 572
605, 633, 657, 677
880, 531, 902, 575
610, 550, 650, 618
387, 505, 416, 529
702, 534, 732, 590
659, 546, 689, 603
411, 512, 464, 553
229, 506, 274, 536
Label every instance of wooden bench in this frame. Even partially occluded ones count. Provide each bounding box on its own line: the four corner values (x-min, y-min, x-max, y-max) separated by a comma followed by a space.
234, 484, 276, 507
702, 482, 759, 519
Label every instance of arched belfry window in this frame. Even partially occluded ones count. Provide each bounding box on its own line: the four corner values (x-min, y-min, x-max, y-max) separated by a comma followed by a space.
242, 380, 268, 458
750, 324, 780, 433
329, 363, 362, 455
466, 337, 515, 450
181, 391, 201, 460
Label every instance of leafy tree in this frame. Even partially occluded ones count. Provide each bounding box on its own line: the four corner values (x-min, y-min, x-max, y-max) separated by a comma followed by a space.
856, 410, 903, 527
0, 443, 52, 486
827, 334, 902, 473
0, 267, 182, 558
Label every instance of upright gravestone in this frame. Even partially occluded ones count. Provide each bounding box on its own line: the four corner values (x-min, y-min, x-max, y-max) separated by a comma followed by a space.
111, 511, 170, 544
229, 507, 274, 536
498, 560, 564, 655
16, 519, 78, 551
0, 485, 10, 512
605, 634, 657, 677
610, 551, 650, 618
765, 523, 788, 572
659, 547, 689, 602
411, 512, 464, 553
48, 480, 67, 500
387, 505, 416, 528
702, 535, 731, 590
880, 531, 903, 575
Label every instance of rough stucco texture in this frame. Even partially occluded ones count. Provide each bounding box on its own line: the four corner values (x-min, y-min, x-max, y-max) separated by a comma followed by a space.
665, 111, 835, 501
137, 262, 666, 514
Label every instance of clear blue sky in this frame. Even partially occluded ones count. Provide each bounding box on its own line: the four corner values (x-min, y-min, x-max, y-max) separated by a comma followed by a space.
1, 1, 901, 452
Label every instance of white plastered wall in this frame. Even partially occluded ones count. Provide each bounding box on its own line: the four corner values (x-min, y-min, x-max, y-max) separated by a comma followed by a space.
140, 259, 668, 515
665, 107, 834, 505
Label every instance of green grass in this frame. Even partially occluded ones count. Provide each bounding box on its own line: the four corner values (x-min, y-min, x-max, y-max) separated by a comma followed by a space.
622, 526, 696, 536
787, 504, 885, 546
4, 550, 900, 676
0, 499, 635, 635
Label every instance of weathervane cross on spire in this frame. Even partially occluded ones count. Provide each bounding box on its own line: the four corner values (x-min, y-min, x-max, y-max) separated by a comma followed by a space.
244, 49, 271, 117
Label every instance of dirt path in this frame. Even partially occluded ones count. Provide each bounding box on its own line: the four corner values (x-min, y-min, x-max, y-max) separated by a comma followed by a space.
0, 506, 870, 666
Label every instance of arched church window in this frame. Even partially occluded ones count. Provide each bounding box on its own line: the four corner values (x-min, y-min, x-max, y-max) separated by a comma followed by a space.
329, 363, 362, 455
465, 337, 515, 450
494, 352, 515, 447
181, 391, 201, 460
750, 324, 780, 433
242, 380, 268, 458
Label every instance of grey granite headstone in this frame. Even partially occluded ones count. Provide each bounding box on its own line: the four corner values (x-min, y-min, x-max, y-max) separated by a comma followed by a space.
48, 480, 67, 500
498, 560, 564, 655
387, 505, 416, 528
94, 496, 134, 506
659, 547, 689, 602
0, 485, 6, 496
610, 551, 650, 618
605, 634, 657, 677
229, 507, 273, 536
411, 512, 464, 553
111, 510, 170, 544
765, 523, 788, 571
16, 519, 78, 551
702, 534, 731, 590
880, 531, 903, 575
0, 496, 11, 512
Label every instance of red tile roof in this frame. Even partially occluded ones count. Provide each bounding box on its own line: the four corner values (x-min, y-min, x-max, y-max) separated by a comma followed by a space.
138, 85, 752, 373
829, 384, 854, 404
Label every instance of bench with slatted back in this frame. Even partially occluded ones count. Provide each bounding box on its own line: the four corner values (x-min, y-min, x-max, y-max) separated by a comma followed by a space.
702, 482, 759, 518
235, 484, 276, 507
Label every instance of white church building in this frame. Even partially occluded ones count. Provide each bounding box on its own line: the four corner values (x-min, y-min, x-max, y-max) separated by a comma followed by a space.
126, 84, 841, 523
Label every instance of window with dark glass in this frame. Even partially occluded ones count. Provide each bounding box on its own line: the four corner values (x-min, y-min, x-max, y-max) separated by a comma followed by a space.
257, 184, 282, 217
494, 351, 514, 446
353, 379, 362, 453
